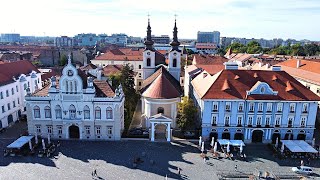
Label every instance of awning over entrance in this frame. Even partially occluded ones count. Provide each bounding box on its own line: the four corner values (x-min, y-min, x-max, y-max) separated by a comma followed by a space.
7, 136, 34, 149
281, 140, 317, 153
218, 139, 245, 146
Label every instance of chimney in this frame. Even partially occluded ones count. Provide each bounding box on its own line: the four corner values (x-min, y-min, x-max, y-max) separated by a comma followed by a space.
272, 66, 281, 71
296, 59, 301, 68
203, 72, 208, 78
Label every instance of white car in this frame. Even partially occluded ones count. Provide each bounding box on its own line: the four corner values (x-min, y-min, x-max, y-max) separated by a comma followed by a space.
291, 166, 313, 175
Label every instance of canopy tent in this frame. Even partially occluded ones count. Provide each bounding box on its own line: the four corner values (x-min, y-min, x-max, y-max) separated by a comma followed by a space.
281, 140, 318, 153
7, 136, 34, 149
218, 139, 245, 146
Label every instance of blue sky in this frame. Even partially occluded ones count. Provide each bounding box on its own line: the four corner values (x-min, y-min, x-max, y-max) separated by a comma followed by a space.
1, 0, 320, 40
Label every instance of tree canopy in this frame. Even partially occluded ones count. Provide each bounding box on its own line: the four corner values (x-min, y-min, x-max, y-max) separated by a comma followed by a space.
176, 97, 198, 131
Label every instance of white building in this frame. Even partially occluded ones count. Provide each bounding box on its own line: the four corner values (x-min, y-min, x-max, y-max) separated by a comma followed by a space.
0, 60, 42, 129
25, 56, 125, 140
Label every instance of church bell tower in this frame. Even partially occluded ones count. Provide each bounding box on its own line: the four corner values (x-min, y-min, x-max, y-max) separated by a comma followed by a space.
142, 18, 156, 80
168, 18, 181, 81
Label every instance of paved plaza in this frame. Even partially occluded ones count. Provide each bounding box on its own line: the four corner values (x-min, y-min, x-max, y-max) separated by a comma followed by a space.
1, 122, 320, 179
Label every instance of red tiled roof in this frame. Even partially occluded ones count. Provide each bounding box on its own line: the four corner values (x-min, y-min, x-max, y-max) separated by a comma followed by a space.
193, 69, 320, 101
103, 65, 123, 76
80, 63, 97, 71
195, 64, 225, 75
41, 70, 60, 81
93, 80, 115, 97
193, 54, 228, 65
0, 60, 40, 86
141, 66, 182, 99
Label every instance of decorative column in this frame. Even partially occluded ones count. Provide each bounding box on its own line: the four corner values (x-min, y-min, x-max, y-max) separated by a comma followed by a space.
269, 129, 272, 140
265, 129, 269, 140
167, 122, 171, 142
65, 125, 69, 139
151, 122, 155, 141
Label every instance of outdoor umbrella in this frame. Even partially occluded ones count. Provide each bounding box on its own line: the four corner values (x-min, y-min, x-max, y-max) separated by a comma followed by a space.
312, 138, 315, 147
240, 143, 243, 154
42, 139, 46, 150
29, 140, 32, 150
281, 143, 284, 153
201, 141, 205, 153
213, 142, 217, 153
210, 137, 215, 148
227, 142, 230, 153
275, 137, 279, 148
35, 133, 38, 144
199, 136, 202, 147
48, 134, 51, 145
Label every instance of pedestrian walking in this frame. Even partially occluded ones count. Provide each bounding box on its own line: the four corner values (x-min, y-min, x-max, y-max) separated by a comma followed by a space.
301, 159, 304, 166
177, 167, 180, 175
93, 169, 97, 177
234, 165, 238, 171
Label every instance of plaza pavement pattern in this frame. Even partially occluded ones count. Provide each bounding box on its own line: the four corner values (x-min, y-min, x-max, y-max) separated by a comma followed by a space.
1, 122, 320, 179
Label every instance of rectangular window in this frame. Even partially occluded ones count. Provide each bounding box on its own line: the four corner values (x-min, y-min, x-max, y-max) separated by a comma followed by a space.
249, 103, 254, 112
16, 85, 18, 92
212, 102, 218, 112
211, 115, 217, 125
11, 88, 14, 95
300, 117, 306, 127
96, 126, 101, 135
47, 126, 53, 134
275, 116, 281, 126
36, 125, 41, 133
302, 103, 308, 113
7, 103, 10, 110
45, 108, 51, 118
248, 116, 253, 126
2, 106, 5, 113
289, 103, 295, 113
107, 126, 113, 135
6, 90, 9, 97
225, 102, 231, 111
258, 103, 263, 112
17, 98, 20, 104
277, 103, 283, 112
85, 126, 90, 135
0, 92, 3, 99
288, 117, 294, 127
267, 103, 272, 112
257, 116, 262, 126
265, 116, 271, 126
238, 102, 244, 112
84, 110, 90, 119
34, 108, 40, 118
237, 116, 242, 126
13, 101, 16, 108
224, 116, 230, 126
57, 126, 62, 134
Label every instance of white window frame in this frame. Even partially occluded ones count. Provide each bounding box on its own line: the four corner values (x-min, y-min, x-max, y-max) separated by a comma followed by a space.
248, 116, 253, 126
275, 115, 281, 126
249, 103, 254, 112
225, 102, 231, 112
45, 106, 51, 118
238, 102, 244, 112
302, 103, 308, 113
55, 106, 62, 119
212, 102, 218, 112
34, 106, 40, 118
96, 126, 101, 135
95, 107, 101, 119
265, 116, 271, 126
47, 125, 52, 134
288, 116, 294, 127
257, 116, 262, 126
106, 107, 113, 119
237, 116, 242, 126
258, 103, 263, 112
211, 115, 217, 125
36, 125, 41, 133
300, 116, 307, 127
266, 103, 272, 112
289, 103, 295, 112
224, 115, 230, 126
57, 126, 62, 134
107, 126, 113, 135
85, 126, 90, 135
84, 106, 90, 119
277, 103, 283, 112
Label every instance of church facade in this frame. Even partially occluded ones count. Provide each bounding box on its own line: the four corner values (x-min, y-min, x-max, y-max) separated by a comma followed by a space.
140, 19, 183, 142
25, 57, 125, 140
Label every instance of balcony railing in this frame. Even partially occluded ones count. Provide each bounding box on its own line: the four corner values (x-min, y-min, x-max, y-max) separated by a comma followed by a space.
275, 124, 280, 127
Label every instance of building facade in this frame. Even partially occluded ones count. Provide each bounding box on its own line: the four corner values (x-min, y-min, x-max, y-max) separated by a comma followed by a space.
1, 33, 20, 43
25, 57, 125, 140
54, 36, 73, 47
197, 31, 220, 45
191, 63, 320, 143
0, 61, 42, 129
151, 35, 170, 44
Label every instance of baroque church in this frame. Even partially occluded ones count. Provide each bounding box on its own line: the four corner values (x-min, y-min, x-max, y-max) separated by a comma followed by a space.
140, 19, 183, 141
25, 56, 125, 141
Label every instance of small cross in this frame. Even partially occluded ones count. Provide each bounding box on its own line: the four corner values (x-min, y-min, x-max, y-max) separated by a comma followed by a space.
174, 14, 178, 20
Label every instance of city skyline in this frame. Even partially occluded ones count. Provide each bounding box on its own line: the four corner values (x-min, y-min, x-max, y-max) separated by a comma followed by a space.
1, 0, 320, 41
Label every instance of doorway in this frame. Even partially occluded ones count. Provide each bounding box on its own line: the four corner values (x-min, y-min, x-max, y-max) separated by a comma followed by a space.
69, 125, 80, 139
252, 130, 263, 143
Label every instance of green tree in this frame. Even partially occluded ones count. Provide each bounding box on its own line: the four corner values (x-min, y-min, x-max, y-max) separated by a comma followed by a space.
246, 41, 263, 54
304, 43, 319, 56
216, 47, 226, 56
108, 73, 121, 90
227, 42, 246, 53
176, 97, 198, 131
291, 43, 306, 56
59, 54, 68, 66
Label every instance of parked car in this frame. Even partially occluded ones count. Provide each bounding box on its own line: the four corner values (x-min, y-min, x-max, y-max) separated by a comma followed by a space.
129, 128, 143, 135
292, 166, 313, 175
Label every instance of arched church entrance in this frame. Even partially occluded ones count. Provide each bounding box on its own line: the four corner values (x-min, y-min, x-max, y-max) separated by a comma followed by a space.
252, 129, 263, 143
297, 131, 306, 140
155, 124, 167, 140
69, 125, 80, 139
272, 132, 281, 144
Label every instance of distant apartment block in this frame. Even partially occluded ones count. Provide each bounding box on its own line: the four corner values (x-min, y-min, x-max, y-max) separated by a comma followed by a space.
105, 34, 128, 47
151, 35, 170, 44
197, 31, 220, 45
54, 36, 73, 47
1, 34, 20, 43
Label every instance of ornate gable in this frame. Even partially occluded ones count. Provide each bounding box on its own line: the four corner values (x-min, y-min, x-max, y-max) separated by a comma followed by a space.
247, 81, 278, 96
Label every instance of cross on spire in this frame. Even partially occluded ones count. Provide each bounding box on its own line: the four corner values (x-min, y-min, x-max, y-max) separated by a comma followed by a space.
68, 54, 72, 64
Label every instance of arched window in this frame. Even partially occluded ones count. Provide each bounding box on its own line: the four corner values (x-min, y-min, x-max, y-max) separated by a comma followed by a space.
173, 58, 177, 67
106, 107, 113, 119
139, 65, 142, 69
147, 58, 151, 66
84, 105, 90, 119
69, 105, 76, 119
157, 107, 164, 114
55, 105, 62, 119
44, 106, 51, 118
34, 106, 40, 118
95, 107, 101, 119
